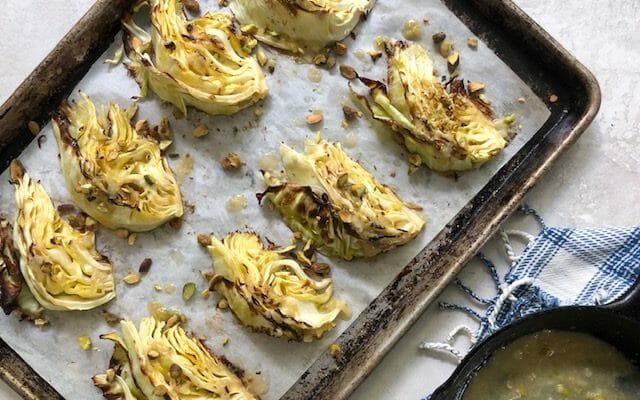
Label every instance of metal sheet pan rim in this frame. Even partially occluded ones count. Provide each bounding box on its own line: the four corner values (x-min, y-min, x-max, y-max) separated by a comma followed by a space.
0, 0, 601, 399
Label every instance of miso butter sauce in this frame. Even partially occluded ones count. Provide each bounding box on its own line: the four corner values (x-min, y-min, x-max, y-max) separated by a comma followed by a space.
462, 330, 640, 400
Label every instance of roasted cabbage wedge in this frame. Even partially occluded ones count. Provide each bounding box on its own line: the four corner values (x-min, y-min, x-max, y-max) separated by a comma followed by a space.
354, 41, 511, 173
93, 317, 259, 400
204, 232, 350, 341
52, 93, 183, 232
229, 0, 375, 54
0, 217, 43, 321
7, 161, 116, 311
257, 138, 425, 260
123, 0, 268, 116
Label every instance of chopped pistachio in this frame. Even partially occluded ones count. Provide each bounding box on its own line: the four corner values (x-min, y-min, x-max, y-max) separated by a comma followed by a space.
339, 64, 357, 80
432, 32, 446, 44
342, 105, 361, 121
334, 41, 347, 56
182, 282, 196, 302
447, 51, 460, 72
197, 233, 212, 247
467, 36, 478, 49
182, 0, 200, 13
468, 81, 485, 93
222, 336, 229, 346
368, 50, 383, 62
123, 273, 141, 285
439, 40, 451, 58
192, 124, 209, 138
138, 258, 153, 274
78, 335, 92, 350
220, 153, 244, 170
28, 120, 40, 135
305, 110, 324, 125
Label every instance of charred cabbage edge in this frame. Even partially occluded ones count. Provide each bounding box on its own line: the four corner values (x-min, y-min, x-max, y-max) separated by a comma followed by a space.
355, 41, 511, 172
206, 232, 350, 341
229, 0, 375, 54
258, 137, 425, 260
93, 317, 258, 399
52, 92, 183, 232
123, 0, 268, 116
8, 161, 116, 311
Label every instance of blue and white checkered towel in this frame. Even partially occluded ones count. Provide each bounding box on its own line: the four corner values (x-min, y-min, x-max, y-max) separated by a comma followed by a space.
420, 206, 640, 397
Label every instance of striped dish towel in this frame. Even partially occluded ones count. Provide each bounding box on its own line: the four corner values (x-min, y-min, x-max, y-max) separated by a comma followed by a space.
420, 206, 640, 396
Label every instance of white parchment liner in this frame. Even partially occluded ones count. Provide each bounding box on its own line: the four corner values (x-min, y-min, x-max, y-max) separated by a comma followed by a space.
0, 1, 549, 398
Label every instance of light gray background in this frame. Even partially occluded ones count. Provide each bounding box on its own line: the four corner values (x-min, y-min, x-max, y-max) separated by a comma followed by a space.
0, 1, 638, 399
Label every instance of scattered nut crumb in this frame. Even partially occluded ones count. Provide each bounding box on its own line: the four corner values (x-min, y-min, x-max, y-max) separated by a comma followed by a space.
127, 233, 137, 246
169, 217, 183, 229
154, 284, 163, 292
353, 49, 365, 60
182, 0, 200, 13
468, 81, 485, 93
182, 282, 196, 302
222, 336, 229, 346
334, 41, 347, 56
138, 258, 152, 274
200, 289, 210, 299
439, 40, 451, 58
342, 105, 361, 121
123, 273, 141, 285
402, 19, 422, 40
432, 32, 446, 44
339, 64, 357, 80
197, 233, 212, 247
549, 94, 558, 103
192, 124, 209, 138
254, 107, 263, 117
518, 96, 527, 104
368, 50, 382, 62
447, 51, 460, 72
467, 36, 478, 49
312, 53, 327, 65
329, 343, 341, 357
78, 335, 92, 350
220, 153, 244, 170
306, 110, 324, 125
102, 310, 123, 326
28, 121, 40, 135
423, 16, 430, 24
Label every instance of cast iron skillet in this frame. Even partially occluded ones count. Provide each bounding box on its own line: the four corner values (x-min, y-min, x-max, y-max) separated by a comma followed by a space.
431, 278, 640, 399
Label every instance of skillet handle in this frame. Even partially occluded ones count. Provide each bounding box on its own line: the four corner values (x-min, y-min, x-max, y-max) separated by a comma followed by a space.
604, 277, 640, 321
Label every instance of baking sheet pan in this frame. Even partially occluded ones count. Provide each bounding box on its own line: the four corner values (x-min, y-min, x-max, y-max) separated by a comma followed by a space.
0, 0, 600, 399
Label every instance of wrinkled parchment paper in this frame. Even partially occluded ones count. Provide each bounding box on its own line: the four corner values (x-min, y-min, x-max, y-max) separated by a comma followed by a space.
0, 1, 549, 398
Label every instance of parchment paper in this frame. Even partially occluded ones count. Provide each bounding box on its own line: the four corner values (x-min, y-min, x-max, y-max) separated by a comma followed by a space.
0, 1, 550, 398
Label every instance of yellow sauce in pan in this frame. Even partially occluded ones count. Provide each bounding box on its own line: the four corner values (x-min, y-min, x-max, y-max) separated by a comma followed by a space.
462, 330, 640, 400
